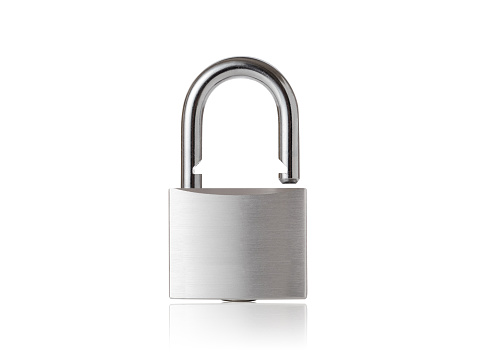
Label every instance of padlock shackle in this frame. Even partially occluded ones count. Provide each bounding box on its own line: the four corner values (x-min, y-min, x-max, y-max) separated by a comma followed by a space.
181, 57, 300, 188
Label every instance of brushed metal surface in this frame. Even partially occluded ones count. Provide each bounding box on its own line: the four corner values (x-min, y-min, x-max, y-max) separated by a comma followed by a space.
169, 188, 307, 300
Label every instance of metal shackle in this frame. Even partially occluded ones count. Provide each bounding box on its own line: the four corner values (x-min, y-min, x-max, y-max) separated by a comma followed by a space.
181, 57, 300, 188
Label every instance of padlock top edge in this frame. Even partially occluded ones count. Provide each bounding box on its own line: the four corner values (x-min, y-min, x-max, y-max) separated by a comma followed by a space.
170, 188, 306, 195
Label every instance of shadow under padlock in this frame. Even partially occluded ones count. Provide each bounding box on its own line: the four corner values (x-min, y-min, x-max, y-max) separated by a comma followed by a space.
169, 303, 307, 350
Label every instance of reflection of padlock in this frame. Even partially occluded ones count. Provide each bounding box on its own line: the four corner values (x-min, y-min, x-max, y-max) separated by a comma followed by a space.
169, 57, 306, 301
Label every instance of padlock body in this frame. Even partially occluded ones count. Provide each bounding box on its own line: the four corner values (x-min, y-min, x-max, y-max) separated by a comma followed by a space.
169, 188, 307, 300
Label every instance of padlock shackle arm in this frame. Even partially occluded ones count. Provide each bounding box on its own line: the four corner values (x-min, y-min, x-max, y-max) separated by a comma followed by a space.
181, 57, 300, 188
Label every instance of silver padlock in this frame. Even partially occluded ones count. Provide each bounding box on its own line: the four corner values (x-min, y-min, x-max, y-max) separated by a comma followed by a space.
169, 57, 306, 300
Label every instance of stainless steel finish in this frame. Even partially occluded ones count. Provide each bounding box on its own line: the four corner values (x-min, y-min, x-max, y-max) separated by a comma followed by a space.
181, 57, 300, 188
171, 58, 306, 300
169, 188, 307, 300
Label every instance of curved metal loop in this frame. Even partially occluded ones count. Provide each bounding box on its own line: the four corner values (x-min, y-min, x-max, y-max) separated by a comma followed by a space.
181, 57, 300, 188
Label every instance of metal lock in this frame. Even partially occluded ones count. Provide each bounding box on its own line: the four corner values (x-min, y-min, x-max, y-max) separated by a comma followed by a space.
169, 57, 306, 300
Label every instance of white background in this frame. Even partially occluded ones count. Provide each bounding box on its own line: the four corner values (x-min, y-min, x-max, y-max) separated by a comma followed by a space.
1, 0, 478, 358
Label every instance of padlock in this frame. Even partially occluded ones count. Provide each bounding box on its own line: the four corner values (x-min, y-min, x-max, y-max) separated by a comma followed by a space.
169, 57, 306, 300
